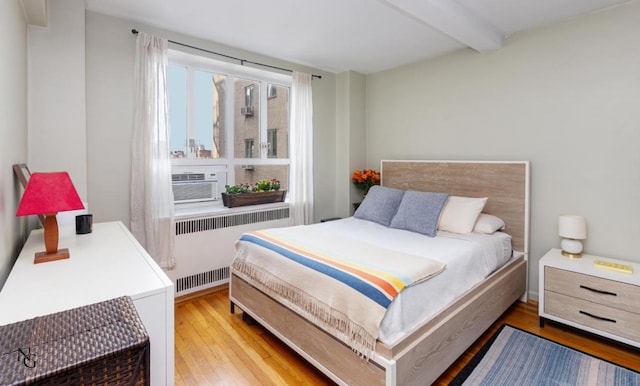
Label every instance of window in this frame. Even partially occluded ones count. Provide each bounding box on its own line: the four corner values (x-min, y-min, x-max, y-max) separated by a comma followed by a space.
267, 129, 277, 158
245, 138, 254, 158
241, 84, 255, 117
168, 65, 187, 159
167, 50, 291, 204
267, 84, 277, 99
168, 66, 226, 159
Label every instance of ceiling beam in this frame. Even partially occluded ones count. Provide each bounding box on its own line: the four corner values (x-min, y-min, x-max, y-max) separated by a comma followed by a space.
21, 0, 48, 27
383, 0, 504, 52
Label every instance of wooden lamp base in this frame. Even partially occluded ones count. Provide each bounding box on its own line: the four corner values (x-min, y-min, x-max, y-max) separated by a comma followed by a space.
34, 248, 70, 264
34, 213, 70, 264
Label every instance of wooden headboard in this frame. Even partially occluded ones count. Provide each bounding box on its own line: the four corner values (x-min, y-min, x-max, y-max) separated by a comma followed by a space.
381, 160, 530, 255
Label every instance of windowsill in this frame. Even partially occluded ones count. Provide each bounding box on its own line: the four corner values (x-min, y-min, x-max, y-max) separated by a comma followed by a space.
174, 200, 289, 220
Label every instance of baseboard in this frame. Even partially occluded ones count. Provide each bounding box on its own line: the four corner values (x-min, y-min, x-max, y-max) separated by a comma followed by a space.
174, 283, 229, 305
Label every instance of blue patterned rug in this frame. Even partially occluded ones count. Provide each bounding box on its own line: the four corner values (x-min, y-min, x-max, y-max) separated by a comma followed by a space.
450, 324, 640, 385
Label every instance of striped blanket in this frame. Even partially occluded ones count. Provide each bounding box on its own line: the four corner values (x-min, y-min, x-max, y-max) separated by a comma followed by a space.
232, 225, 446, 357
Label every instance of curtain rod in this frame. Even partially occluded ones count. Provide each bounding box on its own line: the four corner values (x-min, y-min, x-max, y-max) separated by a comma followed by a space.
131, 29, 321, 79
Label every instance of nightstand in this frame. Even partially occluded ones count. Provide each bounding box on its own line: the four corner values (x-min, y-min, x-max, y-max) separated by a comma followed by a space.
539, 248, 640, 348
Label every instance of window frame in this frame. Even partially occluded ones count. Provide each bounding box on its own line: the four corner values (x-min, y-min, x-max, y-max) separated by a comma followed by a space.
168, 50, 292, 205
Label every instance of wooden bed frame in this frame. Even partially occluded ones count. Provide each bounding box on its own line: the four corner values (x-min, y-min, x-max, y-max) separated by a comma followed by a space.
230, 160, 530, 386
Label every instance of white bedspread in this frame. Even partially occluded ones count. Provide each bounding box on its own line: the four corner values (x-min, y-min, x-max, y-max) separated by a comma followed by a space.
314, 217, 512, 345
232, 226, 446, 358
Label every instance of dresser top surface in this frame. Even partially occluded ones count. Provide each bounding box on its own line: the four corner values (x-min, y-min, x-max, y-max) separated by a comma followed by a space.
0, 221, 172, 325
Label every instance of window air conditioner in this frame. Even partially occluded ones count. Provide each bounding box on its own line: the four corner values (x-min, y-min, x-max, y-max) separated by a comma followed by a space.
172, 173, 218, 203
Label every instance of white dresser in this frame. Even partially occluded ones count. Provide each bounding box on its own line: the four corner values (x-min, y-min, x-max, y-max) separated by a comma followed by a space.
0, 221, 174, 385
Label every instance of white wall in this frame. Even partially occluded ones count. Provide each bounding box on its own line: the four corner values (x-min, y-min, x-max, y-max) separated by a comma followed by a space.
336, 71, 367, 216
84, 13, 135, 226
27, 0, 87, 199
366, 2, 640, 299
0, 0, 29, 288
85, 12, 339, 226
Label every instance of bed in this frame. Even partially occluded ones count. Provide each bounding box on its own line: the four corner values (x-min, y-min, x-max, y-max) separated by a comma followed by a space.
229, 160, 529, 386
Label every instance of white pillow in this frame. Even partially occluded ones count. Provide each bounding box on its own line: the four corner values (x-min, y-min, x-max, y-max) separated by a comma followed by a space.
473, 213, 506, 234
438, 196, 488, 234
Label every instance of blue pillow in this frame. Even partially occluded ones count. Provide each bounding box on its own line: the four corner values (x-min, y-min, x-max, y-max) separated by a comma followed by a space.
390, 191, 450, 237
354, 185, 404, 226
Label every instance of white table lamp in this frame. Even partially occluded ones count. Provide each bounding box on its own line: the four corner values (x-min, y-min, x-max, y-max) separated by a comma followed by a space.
558, 215, 587, 258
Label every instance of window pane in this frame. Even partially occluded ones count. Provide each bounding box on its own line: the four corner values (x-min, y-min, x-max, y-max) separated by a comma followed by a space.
234, 165, 289, 192
267, 84, 277, 99
267, 84, 289, 159
234, 78, 260, 158
168, 64, 187, 158
244, 139, 254, 158
267, 129, 277, 158
194, 70, 226, 158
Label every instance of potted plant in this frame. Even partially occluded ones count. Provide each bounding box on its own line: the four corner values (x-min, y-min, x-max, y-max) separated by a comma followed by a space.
352, 169, 380, 197
222, 179, 286, 208
351, 169, 380, 212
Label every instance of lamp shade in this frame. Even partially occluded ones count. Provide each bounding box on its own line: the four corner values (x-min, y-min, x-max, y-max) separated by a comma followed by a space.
16, 172, 84, 216
558, 215, 587, 240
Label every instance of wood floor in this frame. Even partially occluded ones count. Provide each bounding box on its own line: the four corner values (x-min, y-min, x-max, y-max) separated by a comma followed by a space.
175, 286, 640, 385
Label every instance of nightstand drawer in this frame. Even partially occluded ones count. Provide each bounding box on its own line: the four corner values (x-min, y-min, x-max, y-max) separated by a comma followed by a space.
544, 291, 640, 342
545, 267, 640, 313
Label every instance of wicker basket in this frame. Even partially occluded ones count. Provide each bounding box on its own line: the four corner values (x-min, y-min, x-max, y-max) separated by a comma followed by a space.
0, 296, 150, 386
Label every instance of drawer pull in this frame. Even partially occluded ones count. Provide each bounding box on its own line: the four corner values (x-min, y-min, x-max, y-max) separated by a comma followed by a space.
579, 285, 617, 297
579, 310, 617, 323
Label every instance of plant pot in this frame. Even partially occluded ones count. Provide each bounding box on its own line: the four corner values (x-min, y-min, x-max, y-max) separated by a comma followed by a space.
221, 190, 286, 208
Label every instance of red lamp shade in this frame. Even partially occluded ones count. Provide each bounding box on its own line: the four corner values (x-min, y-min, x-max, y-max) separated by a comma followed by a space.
16, 172, 85, 264
16, 172, 84, 216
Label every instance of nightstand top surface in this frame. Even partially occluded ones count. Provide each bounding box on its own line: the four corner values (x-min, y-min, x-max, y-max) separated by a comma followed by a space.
541, 248, 640, 285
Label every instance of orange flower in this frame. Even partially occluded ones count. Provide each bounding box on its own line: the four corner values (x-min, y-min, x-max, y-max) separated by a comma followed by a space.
351, 168, 381, 196
351, 170, 364, 183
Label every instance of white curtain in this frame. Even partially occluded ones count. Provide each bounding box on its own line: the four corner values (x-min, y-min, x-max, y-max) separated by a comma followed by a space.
290, 72, 314, 225
130, 32, 176, 269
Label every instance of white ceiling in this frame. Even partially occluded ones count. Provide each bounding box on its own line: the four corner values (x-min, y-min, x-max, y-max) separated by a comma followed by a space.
84, 0, 632, 74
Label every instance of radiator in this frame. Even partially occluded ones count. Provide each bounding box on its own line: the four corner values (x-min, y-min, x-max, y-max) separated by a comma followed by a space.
168, 206, 292, 296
